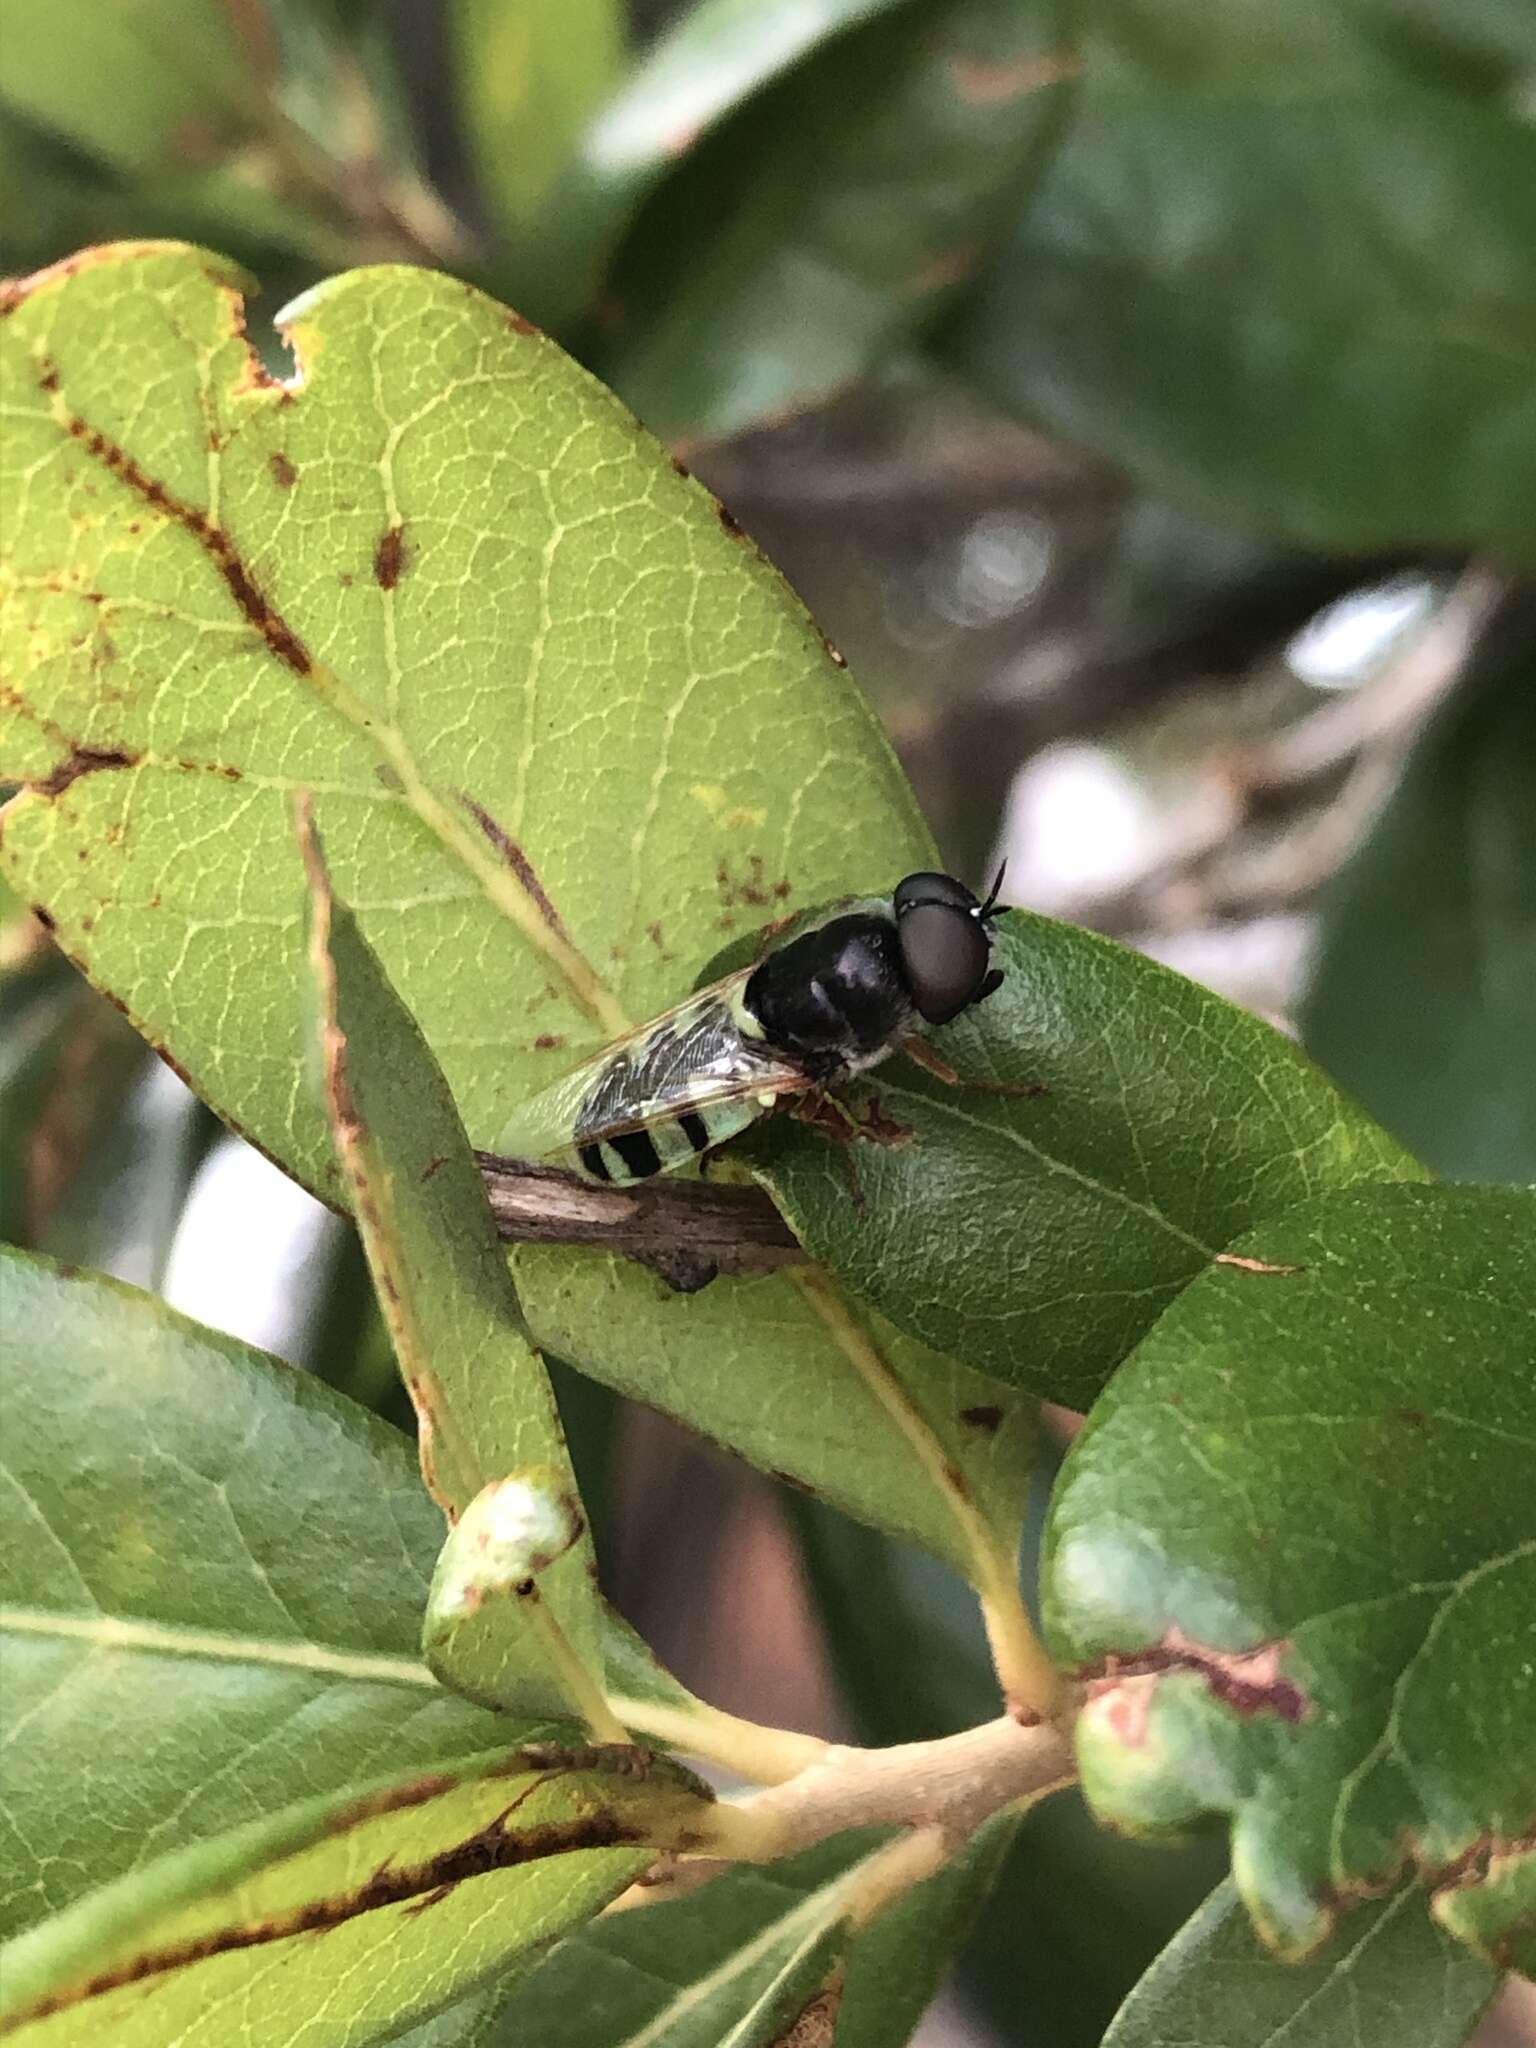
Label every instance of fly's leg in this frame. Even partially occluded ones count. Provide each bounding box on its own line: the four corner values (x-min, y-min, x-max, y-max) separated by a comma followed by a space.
901, 1036, 1047, 1098
790, 1087, 913, 1149
787, 1086, 914, 1211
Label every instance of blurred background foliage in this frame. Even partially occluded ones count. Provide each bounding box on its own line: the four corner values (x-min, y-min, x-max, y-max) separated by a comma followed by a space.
2, 1, 1533, 2040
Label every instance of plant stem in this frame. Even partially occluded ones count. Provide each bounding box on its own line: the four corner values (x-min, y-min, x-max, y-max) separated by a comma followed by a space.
609, 1694, 830, 1785
789, 1265, 1063, 1721
729, 1713, 1075, 1859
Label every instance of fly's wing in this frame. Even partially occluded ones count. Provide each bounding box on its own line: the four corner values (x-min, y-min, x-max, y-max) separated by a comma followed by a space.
487, 973, 807, 1162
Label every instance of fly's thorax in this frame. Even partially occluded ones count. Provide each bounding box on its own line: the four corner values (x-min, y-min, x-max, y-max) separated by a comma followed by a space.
743, 908, 915, 1080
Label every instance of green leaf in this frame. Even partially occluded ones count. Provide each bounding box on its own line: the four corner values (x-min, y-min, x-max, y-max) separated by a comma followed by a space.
0, 240, 925, 1188
299, 807, 605, 1718
0, 1247, 716, 2042
601, 0, 1071, 441
948, 19, 1536, 563
0, 1247, 517, 1943
0, 243, 980, 1561
0, 0, 257, 175
747, 911, 1420, 1406
1042, 1182, 1536, 1961
454, 0, 625, 244
519, 1247, 1037, 1582
0, 239, 1045, 1576
4, 1739, 705, 2041
1103, 1877, 1498, 2048
478, 1818, 1017, 2046
1302, 599, 1536, 1182
505, 0, 904, 327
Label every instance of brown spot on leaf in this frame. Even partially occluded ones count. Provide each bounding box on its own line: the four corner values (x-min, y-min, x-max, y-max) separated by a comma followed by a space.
269, 451, 297, 488
61, 409, 311, 673
11, 1790, 646, 2027
717, 854, 773, 908
32, 744, 140, 800
373, 523, 408, 590
421, 1155, 448, 1183
506, 309, 540, 336
459, 795, 575, 946
1396, 1407, 1428, 1430
717, 502, 744, 537
1084, 1627, 1309, 1725
820, 634, 847, 669
533, 1033, 565, 1051
670, 455, 691, 479
38, 363, 59, 393
960, 1404, 1004, 1434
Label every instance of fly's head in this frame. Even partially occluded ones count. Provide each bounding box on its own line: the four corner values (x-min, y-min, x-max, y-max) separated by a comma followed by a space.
892, 866, 1006, 1027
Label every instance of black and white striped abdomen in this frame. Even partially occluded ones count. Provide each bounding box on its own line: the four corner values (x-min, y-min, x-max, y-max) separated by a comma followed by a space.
570, 993, 781, 1184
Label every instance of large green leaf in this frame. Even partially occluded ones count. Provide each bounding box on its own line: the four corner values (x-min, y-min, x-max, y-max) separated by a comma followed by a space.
299, 810, 607, 1721
3, 1741, 703, 2043
0, 240, 925, 1196
1042, 1183, 1536, 1965
0, 1247, 717, 2042
600, 0, 1071, 442
1302, 600, 1536, 1182
0, 1248, 513, 1943
748, 911, 1420, 1406
1103, 1878, 1498, 2048
0, 241, 1040, 1577
948, 12, 1536, 563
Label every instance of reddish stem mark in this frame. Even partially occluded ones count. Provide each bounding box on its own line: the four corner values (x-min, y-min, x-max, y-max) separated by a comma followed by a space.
59, 405, 311, 674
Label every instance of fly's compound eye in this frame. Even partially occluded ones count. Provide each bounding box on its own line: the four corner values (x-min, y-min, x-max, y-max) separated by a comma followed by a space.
896, 899, 993, 1025
893, 871, 981, 919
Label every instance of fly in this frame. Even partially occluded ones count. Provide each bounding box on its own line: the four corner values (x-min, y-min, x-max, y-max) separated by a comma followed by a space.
489, 870, 1007, 1185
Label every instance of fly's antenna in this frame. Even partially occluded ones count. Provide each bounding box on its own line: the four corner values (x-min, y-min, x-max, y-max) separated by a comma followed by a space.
978, 861, 1007, 921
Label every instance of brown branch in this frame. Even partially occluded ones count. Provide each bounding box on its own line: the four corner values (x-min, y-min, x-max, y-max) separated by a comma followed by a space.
474, 1153, 803, 1292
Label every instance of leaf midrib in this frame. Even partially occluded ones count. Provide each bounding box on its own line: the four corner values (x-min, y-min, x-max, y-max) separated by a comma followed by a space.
0, 1606, 440, 1689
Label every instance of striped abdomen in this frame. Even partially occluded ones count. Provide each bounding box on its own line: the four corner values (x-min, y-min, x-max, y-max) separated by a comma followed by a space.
575, 1094, 762, 1184
567, 991, 788, 1185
